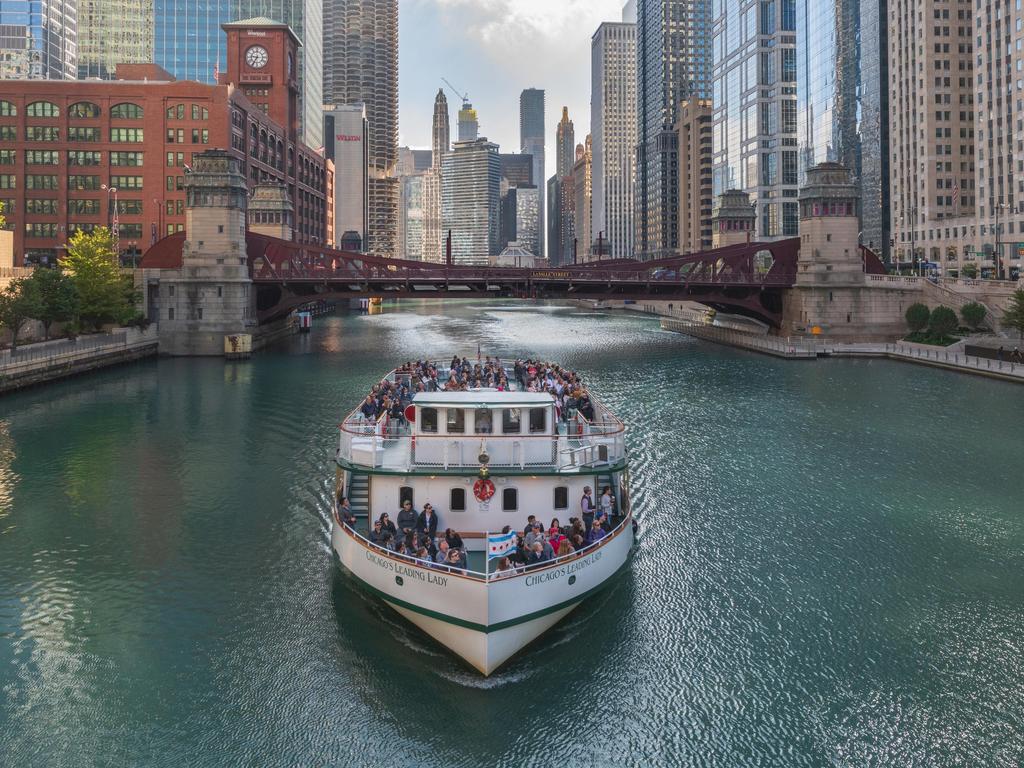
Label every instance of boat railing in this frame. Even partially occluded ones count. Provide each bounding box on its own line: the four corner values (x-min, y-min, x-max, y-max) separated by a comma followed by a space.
335, 507, 633, 584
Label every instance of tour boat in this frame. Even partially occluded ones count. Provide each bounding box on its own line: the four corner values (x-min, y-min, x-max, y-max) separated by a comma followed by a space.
330, 360, 634, 675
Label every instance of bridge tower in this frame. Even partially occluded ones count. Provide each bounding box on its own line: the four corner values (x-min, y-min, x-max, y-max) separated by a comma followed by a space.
782, 163, 911, 340
248, 184, 294, 242
711, 190, 756, 248
156, 150, 256, 355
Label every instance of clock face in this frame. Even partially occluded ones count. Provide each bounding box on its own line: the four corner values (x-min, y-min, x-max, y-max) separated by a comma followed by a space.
245, 45, 268, 69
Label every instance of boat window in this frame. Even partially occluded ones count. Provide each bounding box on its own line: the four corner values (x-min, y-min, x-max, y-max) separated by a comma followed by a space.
474, 408, 492, 434
502, 408, 521, 434
528, 408, 546, 434
450, 488, 466, 511
553, 486, 568, 510
399, 486, 414, 507
502, 488, 518, 512
419, 407, 438, 433
446, 408, 465, 433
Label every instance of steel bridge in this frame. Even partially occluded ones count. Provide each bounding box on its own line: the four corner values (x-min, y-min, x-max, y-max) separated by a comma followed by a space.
141, 233, 887, 327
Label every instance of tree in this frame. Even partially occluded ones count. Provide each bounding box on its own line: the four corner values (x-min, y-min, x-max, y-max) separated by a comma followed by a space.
929, 306, 959, 339
905, 303, 930, 333
0, 200, 6, 229
59, 227, 136, 330
24, 268, 79, 340
1002, 289, 1024, 340
961, 263, 979, 279
960, 302, 987, 331
0, 278, 43, 350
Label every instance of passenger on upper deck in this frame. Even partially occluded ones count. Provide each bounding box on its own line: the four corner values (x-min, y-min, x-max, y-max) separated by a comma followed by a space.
360, 395, 377, 420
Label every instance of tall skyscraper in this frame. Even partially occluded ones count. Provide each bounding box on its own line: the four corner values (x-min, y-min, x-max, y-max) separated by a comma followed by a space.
711, 1, 797, 241
888, 0, 975, 270
553, 107, 576, 264
520, 88, 545, 261
798, 0, 890, 257
592, 16, 636, 259
323, 103, 368, 249
636, 0, 711, 259
77, 0, 153, 79
154, 1, 322, 147
457, 100, 479, 142
442, 138, 502, 265
0, 0, 77, 80
573, 136, 593, 260
153, 0, 228, 83
423, 88, 449, 263
677, 98, 713, 253
323, 0, 398, 257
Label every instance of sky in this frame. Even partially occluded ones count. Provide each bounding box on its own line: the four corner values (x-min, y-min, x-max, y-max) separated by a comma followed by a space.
397, 0, 628, 183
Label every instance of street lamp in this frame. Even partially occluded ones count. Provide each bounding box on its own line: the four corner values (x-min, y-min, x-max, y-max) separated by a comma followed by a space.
101, 184, 119, 256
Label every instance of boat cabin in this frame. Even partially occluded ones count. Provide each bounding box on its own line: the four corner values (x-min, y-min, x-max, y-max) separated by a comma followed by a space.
411, 391, 557, 467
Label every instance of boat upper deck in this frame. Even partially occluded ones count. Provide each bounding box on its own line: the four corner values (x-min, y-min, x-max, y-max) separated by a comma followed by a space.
337, 359, 626, 474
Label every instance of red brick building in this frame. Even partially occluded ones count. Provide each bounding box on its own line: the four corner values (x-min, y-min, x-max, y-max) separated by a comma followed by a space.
0, 18, 332, 266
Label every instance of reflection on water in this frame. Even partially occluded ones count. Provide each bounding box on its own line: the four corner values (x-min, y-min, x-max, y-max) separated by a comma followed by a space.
0, 301, 1022, 767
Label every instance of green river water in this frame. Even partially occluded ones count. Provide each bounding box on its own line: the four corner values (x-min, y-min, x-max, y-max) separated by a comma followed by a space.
0, 302, 1022, 767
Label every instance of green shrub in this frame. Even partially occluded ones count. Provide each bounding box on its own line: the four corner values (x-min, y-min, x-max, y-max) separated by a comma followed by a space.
960, 302, 986, 330
929, 306, 958, 338
905, 303, 930, 332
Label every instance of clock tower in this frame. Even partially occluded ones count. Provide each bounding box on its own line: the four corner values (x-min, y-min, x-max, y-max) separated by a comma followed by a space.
222, 17, 301, 141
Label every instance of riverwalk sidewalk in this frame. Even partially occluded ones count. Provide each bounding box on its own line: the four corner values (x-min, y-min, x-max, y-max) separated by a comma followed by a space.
661, 316, 1024, 384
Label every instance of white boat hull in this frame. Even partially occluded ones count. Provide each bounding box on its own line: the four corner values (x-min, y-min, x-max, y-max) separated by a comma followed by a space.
331, 519, 633, 675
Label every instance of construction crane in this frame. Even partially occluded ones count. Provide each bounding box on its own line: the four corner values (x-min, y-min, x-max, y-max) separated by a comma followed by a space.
442, 77, 470, 107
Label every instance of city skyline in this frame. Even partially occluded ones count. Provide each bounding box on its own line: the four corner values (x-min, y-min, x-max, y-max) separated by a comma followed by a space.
397, 0, 624, 184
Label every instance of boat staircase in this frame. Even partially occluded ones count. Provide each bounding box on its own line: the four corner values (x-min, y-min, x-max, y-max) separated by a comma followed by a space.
347, 471, 370, 523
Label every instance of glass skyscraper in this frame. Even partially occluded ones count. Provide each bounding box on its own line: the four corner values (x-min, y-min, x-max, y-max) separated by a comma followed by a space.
636, 0, 712, 259
0, 0, 77, 80
154, 0, 322, 147
77, 0, 153, 79
711, 0, 799, 240
519, 88, 545, 260
797, 0, 889, 256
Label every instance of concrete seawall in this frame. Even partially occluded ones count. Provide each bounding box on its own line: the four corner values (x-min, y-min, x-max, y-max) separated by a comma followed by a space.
0, 328, 159, 395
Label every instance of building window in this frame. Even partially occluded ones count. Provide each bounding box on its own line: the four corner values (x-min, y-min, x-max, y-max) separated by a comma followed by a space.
166, 104, 185, 120
168, 307, 175, 320
502, 488, 518, 512
166, 152, 185, 167
0, 127, 14, 141
119, 223, 143, 238
25, 199, 58, 215
68, 199, 100, 215
191, 105, 208, 120
191, 128, 209, 144
0, 175, 17, 190
67, 175, 100, 191
0, 100, 16, 117
27, 175, 59, 190
26, 101, 59, 118
68, 102, 101, 119
68, 151, 103, 166
110, 152, 143, 167
25, 150, 59, 165
25, 126, 60, 142
167, 128, 184, 144
450, 488, 466, 512
25, 222, 58, 238
111, 128, 144, 143
115, 199, 143, 215
68, 127, 100, 142
0, 150, 13, 165
110, 103, 143, 120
